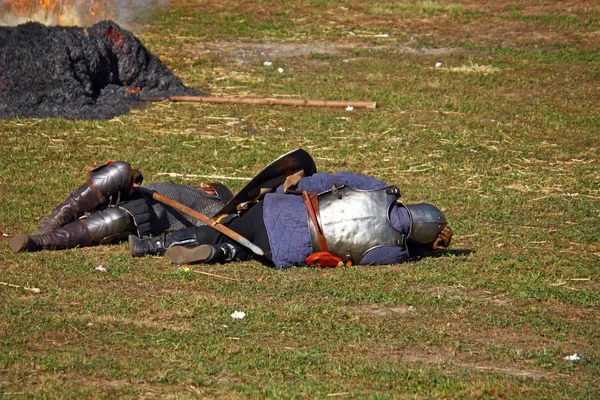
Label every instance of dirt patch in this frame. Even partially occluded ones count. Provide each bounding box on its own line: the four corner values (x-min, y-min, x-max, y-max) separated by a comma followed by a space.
184, 41, 459, 64
351, 304, 417, 317
425, 285, 514, 306
400, 349, 560, 380
71, 312, 195, 333
1, 371, 190, 399
385, 0, 600, 50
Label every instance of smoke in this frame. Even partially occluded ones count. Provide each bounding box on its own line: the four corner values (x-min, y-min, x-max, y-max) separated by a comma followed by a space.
0, 0, 169, 29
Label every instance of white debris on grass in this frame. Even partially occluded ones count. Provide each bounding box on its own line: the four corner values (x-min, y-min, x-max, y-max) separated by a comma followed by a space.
348, 31, 389, 38
95, 265, 108, 273
230, 311, 246, 320
564, 353, 581, 361
435, 62, 443, 68
278, 67, 284, 73
345, 106, 354, 111
0, 281, 40, 293
263, 61, 273, 66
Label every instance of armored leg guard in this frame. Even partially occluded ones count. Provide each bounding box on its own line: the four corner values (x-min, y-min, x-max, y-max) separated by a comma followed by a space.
11, 220, 92, 253
37, 161, 134, 234
166, 243, 250, 265
129, 227, 200, 257
86, 207, 136, 244
12, 207, 136, 253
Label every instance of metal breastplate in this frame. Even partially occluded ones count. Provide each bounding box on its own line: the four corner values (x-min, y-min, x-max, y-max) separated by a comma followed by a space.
308, 186, 404, 264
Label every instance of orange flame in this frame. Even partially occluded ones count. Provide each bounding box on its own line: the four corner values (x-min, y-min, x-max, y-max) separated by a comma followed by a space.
1, 0, 116, 26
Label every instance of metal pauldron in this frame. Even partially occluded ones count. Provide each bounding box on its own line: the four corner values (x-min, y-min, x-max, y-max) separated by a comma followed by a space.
308, 185, 405, 264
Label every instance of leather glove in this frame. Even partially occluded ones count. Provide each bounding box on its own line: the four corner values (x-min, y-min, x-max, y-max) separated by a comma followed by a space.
433, 226, 453, 249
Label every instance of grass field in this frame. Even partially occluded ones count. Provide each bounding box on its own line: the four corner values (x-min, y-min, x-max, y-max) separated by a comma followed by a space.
1, 0, 599, 398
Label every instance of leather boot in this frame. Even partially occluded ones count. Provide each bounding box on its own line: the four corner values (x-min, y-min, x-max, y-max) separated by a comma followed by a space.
129, 227, 200, 257
11, 220, 92, 253
166, 242, 250, 265
36, 182, 107, 234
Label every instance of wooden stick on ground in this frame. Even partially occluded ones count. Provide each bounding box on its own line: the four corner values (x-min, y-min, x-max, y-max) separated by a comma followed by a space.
192, 269, 245, 282
154, 95, 377, 109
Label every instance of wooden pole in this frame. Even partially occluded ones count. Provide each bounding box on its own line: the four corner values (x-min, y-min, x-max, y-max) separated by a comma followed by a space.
142, 189, 265, 257
164, 95, 377, 109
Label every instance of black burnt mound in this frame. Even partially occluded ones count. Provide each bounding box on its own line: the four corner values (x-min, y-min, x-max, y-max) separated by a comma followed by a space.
0, 20, 197, 120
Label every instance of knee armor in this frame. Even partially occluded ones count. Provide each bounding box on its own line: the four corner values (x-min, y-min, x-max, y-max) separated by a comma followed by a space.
89, 161, 134, 199
86, 207, 135, 244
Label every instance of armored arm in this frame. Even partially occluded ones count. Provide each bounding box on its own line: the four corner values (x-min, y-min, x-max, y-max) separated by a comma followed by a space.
358, 246, 409, 265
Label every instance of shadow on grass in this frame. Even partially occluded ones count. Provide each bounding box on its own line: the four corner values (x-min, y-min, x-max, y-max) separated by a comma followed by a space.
408, 248, 475, 262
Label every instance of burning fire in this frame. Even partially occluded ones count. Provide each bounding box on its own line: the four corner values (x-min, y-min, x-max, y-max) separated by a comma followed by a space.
1, 0, 116, 26
0, 0, 168, 27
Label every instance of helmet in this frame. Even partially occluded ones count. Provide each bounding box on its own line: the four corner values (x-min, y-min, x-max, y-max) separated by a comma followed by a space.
405, 203, 447, 244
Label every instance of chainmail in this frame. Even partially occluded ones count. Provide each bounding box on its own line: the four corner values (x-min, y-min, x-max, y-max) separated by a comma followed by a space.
135, 182, 231, 234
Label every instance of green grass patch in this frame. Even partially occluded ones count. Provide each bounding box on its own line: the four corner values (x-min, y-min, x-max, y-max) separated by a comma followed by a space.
1, 0, 600, 398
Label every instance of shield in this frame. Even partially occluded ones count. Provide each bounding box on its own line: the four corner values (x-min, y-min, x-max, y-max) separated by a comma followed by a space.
216, 148, 317, 215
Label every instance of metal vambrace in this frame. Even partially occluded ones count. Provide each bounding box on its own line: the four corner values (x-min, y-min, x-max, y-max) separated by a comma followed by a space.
85, 207, 136, 245
89, 161, 134, 201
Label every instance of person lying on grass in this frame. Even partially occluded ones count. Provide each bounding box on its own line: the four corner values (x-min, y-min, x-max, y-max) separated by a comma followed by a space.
12, 153, 452, 269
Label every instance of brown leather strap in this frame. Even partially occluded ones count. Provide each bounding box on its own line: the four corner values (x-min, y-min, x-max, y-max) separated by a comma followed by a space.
302, 191, 328, 252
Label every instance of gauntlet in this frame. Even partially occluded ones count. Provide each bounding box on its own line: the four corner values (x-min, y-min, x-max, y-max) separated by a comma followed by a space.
433, 226, 453, 249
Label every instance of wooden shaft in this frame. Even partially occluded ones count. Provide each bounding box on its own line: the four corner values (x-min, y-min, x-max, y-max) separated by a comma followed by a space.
149, 191, 265, 256
167, 95, 377, 109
